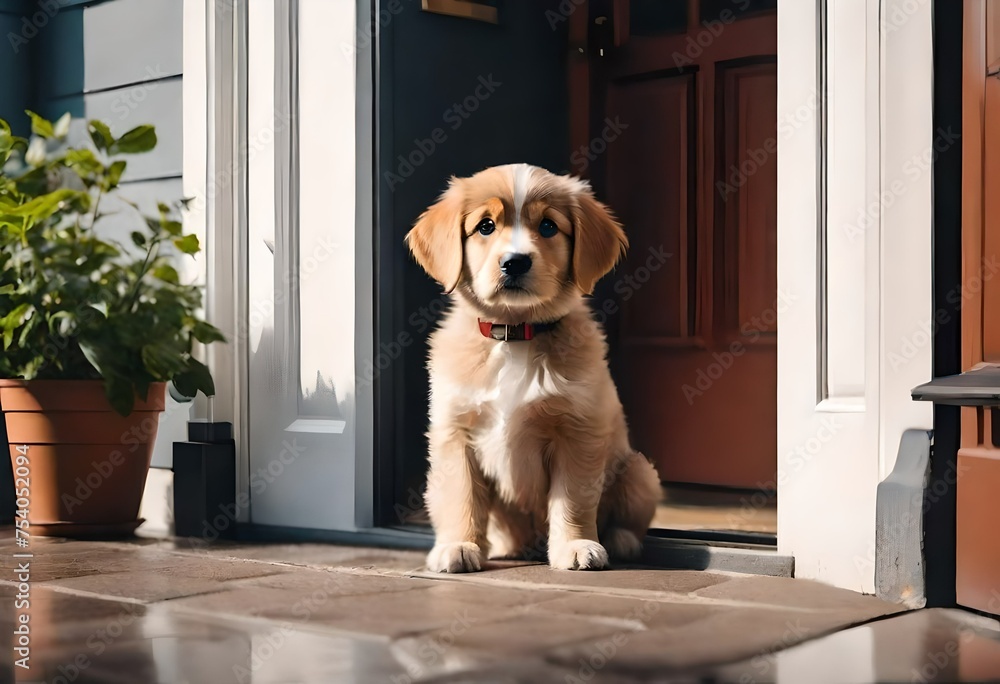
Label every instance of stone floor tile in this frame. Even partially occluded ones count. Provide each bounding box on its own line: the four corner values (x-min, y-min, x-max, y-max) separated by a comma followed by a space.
390, 612, 629, 681
546, 606, 893, 675
1, 600, 407, 684
416, 565, 732, 596
267, 581, 565, 638
709, 608, 1000, 683
34, 560, 289, 603
165, 571, 439, 623
235, 566, 436, 593
524, 593, 723, 630
154, 538, 429, 571
693, 574, 905, 615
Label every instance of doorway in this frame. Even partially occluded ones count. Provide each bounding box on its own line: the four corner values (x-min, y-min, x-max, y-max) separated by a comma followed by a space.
377, 0, 778, 539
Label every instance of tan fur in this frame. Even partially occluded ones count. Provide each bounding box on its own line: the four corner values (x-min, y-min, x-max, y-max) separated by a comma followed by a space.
407, 163, 661, 572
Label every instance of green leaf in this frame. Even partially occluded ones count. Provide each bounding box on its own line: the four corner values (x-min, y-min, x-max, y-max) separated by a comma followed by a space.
172, 358, 215, 398
130, 231, 146, 248
108, 160, 127, 188
173, 234, 200, 255
17, 314, 40, 348
2, 189, 88, 222
0, 284, 14, 295
111, 125, 157, 154
152, 264, 179, 283
65, 148, 103, 175
141, 343, 184, 378
104, 375, 135, 416
162, 220, 182, 237
88, 120, 114, 151
1, 302, 31, 330
135, 377, 150, 402
25, 110, 53, 138
47, 310, 75, 336
1, 303, 31, 349
77, 340, 105, 376
191, 319, 226, 344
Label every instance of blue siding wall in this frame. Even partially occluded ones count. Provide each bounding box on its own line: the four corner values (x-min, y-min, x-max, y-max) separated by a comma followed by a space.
2, 0, 186, 468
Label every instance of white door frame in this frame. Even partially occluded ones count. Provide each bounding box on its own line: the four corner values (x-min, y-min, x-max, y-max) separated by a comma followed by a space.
777, 0, 933, 592
185, 0, 377, 531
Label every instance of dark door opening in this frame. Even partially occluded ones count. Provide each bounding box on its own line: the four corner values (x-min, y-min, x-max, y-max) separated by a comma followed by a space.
374, 0, 778, 540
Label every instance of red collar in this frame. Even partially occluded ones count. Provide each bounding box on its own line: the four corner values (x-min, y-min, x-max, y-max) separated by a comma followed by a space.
477, 318, 560, 341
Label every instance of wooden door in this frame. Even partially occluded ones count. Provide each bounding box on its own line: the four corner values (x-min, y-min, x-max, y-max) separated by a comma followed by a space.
957, 0, 1000, 614
571, 0, 777, 487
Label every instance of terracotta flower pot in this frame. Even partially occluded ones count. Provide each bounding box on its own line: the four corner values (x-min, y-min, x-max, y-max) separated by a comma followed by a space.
0, 379, 166, 537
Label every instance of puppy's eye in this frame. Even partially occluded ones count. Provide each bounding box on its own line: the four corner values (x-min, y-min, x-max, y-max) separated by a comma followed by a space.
476, 218, 496, 236
538, 218, 559, 238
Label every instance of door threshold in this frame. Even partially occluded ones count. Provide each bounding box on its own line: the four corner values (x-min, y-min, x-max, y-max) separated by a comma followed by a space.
642, 534, 793, 577
648, 527, 777, 547
232, 523, 790, 578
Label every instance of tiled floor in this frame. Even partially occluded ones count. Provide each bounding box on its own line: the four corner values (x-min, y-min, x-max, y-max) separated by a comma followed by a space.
2, 532, 999, 682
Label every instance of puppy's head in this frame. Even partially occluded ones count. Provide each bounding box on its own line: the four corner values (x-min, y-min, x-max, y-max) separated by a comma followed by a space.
406, 164, 627, 316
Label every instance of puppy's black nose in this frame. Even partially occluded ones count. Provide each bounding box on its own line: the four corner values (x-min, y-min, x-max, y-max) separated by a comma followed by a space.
500, 252, 532, 276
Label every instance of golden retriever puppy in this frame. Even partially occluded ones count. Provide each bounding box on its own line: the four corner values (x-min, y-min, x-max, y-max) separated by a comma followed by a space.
406, 163, 661, 572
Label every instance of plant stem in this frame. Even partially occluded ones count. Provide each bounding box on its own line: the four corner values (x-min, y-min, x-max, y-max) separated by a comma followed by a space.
89, 185, 104, 230
124, 239, 159, 313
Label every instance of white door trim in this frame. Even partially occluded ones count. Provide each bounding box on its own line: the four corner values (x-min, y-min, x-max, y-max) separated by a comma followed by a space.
777, 0, 933, 592
184, 0, 250, 521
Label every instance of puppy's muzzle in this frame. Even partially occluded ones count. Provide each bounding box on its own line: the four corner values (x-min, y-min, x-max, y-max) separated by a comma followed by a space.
500, 252, 532, 288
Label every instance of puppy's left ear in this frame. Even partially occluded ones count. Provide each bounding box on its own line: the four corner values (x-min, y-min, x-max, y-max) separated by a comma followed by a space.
571, 189, 628, 295
405, 179, 466, 294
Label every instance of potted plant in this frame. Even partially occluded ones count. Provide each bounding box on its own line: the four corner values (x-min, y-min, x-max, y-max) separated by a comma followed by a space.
0, 111, 224, 536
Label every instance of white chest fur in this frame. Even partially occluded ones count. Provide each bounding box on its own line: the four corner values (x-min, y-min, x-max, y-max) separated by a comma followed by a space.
464, 342, 561, 503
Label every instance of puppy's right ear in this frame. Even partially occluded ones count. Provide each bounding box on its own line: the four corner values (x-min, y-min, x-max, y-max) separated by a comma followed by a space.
405, 179, 466, 294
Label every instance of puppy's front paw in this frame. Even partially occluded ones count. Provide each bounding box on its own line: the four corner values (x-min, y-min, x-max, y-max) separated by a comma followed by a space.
427, 542, 484, 573
549, 539, 610, 571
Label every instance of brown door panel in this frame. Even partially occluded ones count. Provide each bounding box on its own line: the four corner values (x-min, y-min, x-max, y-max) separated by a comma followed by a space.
589, 0, 777, 487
